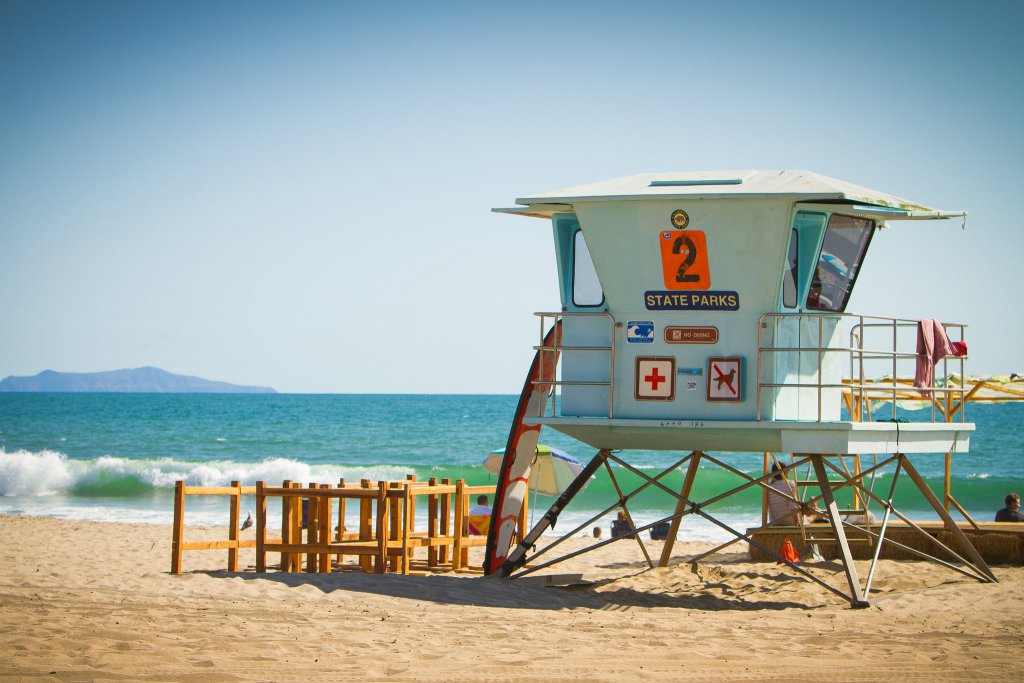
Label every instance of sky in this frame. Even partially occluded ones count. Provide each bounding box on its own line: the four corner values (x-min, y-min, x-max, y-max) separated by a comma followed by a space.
1, 0, 1022, 393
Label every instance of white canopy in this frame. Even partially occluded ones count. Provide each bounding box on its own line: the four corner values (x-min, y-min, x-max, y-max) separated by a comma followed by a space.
494, 170, 966, 221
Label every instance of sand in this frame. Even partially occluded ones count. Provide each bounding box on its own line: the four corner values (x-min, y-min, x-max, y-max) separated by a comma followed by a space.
1, 514, 1022, 681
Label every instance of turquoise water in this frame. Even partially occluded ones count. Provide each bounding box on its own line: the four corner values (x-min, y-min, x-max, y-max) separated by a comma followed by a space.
0, 394, 1021, 541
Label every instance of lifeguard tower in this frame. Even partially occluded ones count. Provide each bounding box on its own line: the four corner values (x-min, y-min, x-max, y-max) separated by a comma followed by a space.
483, 170, 995, 607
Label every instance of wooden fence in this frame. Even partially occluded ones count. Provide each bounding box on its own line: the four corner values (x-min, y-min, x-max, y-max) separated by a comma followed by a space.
171, 476, 512, 575
171, 480, 262, 574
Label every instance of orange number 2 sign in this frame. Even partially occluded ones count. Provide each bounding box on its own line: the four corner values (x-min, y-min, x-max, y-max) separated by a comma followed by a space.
659, 230, 711, 290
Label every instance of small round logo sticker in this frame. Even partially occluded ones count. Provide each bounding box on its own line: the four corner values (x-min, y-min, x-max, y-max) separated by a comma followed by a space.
670, 209, 689, 229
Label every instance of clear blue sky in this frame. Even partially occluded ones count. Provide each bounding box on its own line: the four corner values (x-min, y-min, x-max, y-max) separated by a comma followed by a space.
2, 0, 1022, 393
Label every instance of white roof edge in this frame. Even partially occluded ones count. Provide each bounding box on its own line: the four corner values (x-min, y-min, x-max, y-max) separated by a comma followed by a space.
507, 170, 955, 215
492, 204, 572, 219
514, 192, 848, 205
797, 203, 968, 222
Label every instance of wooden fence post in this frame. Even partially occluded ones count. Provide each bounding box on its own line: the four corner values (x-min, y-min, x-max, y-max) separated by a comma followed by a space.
375, 481, 389, 574
388, 482, 402, 572
228, 480, 241, 572
306, 483, 319, 572
335, 478, 346, 567
439, 478, 451, 565
256, 481, 267, 572
319, 483, 331, 573
427, 477, 439, 568
453, 479, 466, 571
290, 482, 302, 572
402, 485, 412, 575
280, 480, 291, 572
360, 479, 373, 573
171, 480, 185, 575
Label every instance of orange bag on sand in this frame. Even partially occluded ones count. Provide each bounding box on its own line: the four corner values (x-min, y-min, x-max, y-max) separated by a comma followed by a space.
778, 537, 800, 564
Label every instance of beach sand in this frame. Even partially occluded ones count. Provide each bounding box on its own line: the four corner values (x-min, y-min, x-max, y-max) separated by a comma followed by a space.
1, 514, 1022, 681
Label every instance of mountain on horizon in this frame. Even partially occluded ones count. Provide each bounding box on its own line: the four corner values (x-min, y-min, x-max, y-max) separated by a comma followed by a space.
0, 367, 277, 394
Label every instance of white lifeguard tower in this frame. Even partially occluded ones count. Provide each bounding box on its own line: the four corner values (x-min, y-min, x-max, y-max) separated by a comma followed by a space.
483, 170, 994, 607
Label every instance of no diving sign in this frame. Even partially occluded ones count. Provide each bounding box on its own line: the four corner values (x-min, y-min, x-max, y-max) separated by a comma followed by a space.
706, 357, 743, 402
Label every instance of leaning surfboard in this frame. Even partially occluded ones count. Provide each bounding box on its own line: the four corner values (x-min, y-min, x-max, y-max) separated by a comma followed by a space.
483, 320, 562, 575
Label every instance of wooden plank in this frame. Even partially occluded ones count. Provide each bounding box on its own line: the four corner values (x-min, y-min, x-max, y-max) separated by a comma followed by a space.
181, 539, 257, 551
183, 486, 244, 496
264, 542, 383, 555
260, 486, 379, 499
171, 480, 185, 575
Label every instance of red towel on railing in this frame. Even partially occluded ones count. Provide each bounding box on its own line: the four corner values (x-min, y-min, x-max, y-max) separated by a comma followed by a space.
915, 319, 955, 397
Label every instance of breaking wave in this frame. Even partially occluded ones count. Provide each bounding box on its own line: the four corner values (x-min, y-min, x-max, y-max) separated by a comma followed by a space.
0, 448, 413, 497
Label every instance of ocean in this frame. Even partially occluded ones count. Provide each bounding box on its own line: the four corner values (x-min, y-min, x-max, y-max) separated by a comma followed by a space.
1, 393, 1021, 542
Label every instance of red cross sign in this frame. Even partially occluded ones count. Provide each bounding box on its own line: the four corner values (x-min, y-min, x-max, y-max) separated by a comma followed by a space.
636, 357, 675, 401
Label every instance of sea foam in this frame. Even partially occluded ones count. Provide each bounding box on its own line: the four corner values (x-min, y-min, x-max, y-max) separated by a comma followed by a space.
0, 448, 413, 497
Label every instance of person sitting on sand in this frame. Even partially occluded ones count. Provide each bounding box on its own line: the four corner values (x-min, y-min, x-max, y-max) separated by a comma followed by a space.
767, 463, 824, 526
468, 495, 491, 535
995, 493, 1024, 522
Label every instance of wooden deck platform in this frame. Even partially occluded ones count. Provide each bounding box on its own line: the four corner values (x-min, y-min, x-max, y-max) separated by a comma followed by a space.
746, 522, 1024, 565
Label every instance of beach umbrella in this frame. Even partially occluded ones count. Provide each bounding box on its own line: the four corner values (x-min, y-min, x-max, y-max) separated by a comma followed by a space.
483, 445, 589, 496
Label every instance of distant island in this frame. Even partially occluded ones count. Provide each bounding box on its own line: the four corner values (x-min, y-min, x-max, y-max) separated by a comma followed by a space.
0, 367, 277, 393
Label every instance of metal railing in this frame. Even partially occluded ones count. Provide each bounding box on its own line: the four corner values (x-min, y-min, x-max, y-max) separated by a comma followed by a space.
756, 312, 968, 423
532, 311, 616, 418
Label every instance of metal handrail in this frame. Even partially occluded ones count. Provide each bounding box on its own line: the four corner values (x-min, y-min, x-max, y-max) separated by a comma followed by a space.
532, 311, 616, 418
756, 312, 968, 423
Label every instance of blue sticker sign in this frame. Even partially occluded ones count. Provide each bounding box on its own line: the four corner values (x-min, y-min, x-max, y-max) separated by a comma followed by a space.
626, 321, 655, 343
644, 290, 740, 311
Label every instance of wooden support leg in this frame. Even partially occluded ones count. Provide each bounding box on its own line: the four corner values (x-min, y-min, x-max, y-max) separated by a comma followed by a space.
659, 452, 701, 567
900, 455, 997, 582
602, 459, 654, 569
811, 455, 867, 607
439, 478, 452, 565
502, 450, 609, 577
